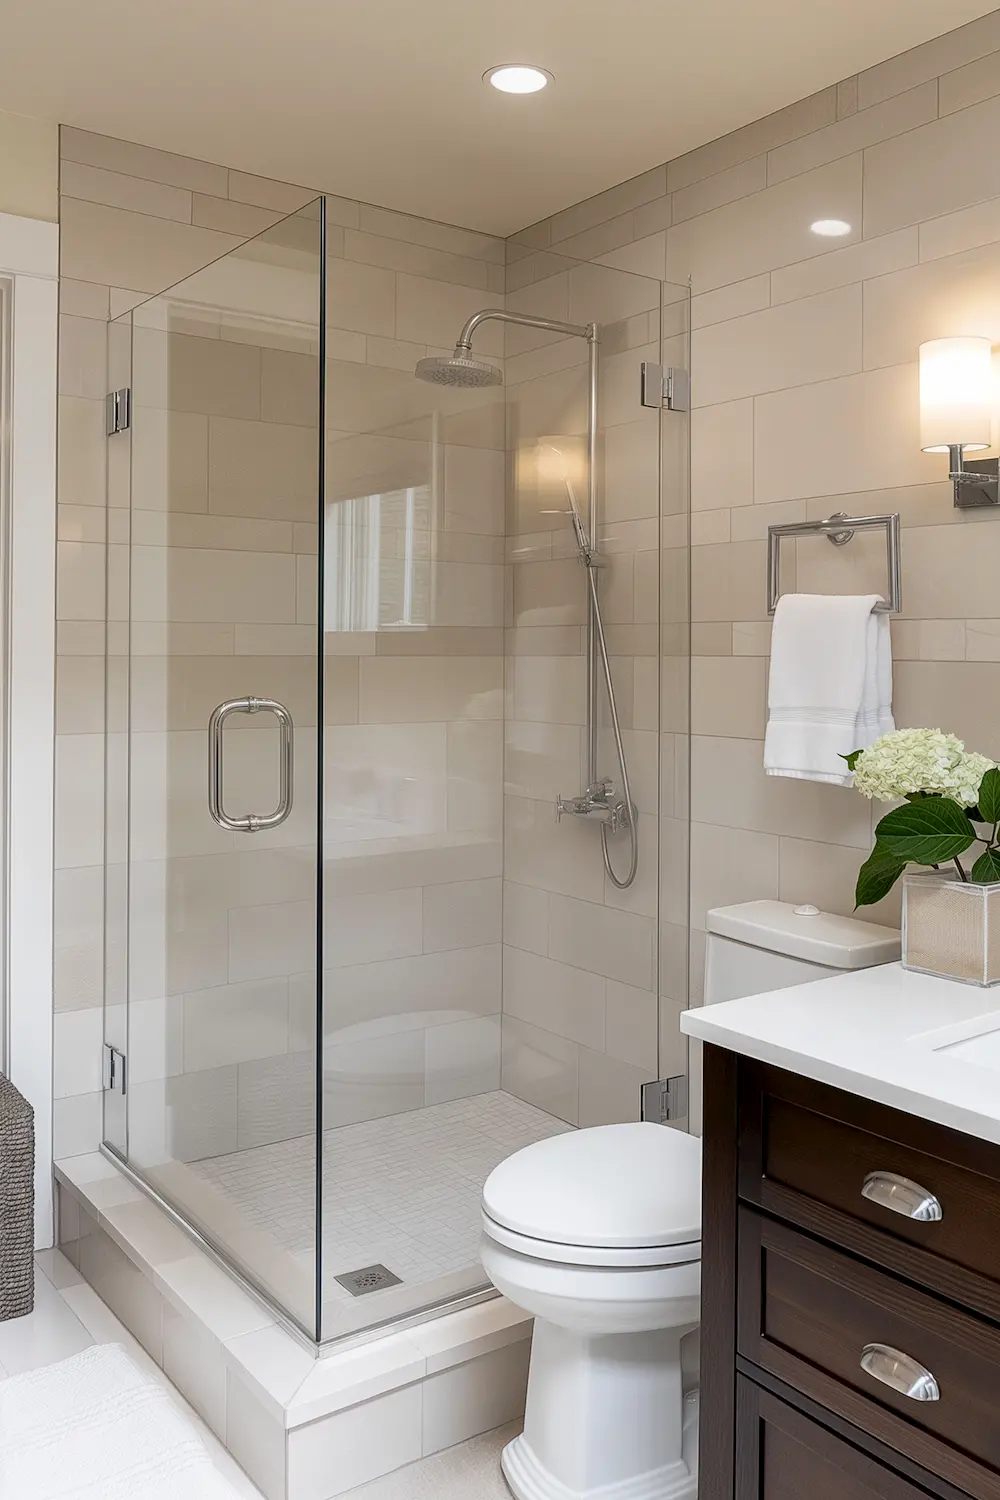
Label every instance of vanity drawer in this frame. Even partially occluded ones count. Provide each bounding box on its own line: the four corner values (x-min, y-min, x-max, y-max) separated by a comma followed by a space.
739, 1063, 1000, 1297
736, 1379, 942, 1500
738, 1209, 1000, 1500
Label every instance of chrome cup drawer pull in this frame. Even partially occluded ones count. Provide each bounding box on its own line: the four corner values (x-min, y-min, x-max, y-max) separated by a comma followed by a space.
861, 1171, 942, 1222
860, 1343, 940, 1402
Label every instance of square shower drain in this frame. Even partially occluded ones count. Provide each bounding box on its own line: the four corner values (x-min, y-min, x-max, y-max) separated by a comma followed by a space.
333, 1263, 403, 1297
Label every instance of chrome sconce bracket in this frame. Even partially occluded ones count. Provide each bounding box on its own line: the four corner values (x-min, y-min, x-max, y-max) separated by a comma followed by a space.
948, 444, 999, 509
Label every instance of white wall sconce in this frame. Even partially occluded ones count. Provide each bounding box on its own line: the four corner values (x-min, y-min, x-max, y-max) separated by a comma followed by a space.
919, 336, 999, 508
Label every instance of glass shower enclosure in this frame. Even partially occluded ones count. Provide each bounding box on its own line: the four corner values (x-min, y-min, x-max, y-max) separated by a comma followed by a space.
101, 198, 690, 1347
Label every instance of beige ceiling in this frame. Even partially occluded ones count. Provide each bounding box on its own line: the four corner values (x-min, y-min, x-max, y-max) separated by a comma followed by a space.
2, 0, 996, 235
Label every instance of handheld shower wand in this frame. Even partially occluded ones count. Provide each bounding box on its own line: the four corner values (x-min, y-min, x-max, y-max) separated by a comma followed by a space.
556, 476, 640, 890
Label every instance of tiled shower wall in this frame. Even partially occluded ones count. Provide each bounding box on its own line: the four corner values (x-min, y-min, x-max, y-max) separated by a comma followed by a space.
510, 5, 1000, 1008
54, 127, 507, 1158
498, 263, 689, 1128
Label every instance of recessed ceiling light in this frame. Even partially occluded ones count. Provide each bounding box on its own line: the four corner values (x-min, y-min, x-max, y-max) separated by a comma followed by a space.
810, 219, 852, 237
485, 64, 552, 94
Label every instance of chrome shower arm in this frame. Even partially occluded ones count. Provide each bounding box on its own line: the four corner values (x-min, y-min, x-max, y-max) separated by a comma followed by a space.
454, 307, 596, 350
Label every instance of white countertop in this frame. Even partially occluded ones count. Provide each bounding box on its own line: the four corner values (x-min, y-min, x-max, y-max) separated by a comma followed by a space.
681, 962, 1000, 1147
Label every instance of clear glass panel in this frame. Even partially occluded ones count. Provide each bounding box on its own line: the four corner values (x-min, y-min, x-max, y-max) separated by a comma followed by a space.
316, 250, 690, 1341
112, 202, 325, 1338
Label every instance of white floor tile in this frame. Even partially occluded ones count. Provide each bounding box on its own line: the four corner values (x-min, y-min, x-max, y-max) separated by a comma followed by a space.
343, 1421, 519, 1500
1, 1260, 268, 1500
191, 1091, 567, 1312
0, 1271, 92, 1375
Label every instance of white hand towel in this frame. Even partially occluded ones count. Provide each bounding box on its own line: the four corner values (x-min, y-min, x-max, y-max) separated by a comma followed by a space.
764, 593, 894, 785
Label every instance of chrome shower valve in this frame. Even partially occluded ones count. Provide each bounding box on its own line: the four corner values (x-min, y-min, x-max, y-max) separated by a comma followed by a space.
556, 781, 633, 832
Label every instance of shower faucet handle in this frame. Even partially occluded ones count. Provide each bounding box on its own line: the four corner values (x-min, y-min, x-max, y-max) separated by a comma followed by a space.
556, 781, 616, 822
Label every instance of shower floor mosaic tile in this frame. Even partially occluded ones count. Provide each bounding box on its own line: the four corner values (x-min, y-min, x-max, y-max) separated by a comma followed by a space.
190, 1091, 569, 1302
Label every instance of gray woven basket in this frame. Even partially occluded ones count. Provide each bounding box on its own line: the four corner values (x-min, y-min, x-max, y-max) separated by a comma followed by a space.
0, 1072, 34, 1320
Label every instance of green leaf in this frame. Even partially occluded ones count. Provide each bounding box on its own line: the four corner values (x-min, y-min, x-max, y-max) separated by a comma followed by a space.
841, 749, 863, 772
978, 767, 1000, 825
875, 797, 976, 866
972, 848, 1000, 884
855, 846, 907, 908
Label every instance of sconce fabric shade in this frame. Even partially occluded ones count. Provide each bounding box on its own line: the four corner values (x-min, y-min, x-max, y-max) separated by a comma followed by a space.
919, 336, 993, 453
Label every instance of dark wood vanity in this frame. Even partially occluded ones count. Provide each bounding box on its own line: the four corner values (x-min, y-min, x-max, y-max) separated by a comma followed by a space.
701, 1044, 1000, 1500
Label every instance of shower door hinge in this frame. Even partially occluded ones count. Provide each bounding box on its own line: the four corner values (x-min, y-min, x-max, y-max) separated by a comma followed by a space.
640, 362, 690, 412
641, 1075, 688, 1124
103, 1043, 127, 1096
105, 387, 131, 435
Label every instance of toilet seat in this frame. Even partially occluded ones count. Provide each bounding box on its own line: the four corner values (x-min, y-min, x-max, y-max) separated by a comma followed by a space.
481, 1210, 700, 1267
482, 1121, 702, 1255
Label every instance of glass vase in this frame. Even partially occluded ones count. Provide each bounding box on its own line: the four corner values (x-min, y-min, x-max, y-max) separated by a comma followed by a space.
902, 870, 1000, 986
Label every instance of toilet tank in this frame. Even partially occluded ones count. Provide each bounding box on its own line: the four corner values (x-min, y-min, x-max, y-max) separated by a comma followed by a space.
704, 900, 901, 1006
689, 901, 900, 1134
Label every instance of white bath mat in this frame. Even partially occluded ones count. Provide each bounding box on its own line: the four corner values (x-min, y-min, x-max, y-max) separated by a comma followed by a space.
0, 1343, 242, 1499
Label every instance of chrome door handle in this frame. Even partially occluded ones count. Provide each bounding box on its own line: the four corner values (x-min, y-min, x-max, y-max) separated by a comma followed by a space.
860, 1343, 940, 1402
862, 1171, 942, 1222
208, 697, 293, 833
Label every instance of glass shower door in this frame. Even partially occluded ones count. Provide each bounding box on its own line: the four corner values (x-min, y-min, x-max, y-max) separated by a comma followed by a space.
107, 201, 325, 1338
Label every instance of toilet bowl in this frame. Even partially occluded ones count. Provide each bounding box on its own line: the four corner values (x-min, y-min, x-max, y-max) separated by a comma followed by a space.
481, 1122, 701, 1500
482, 901, 901, 1500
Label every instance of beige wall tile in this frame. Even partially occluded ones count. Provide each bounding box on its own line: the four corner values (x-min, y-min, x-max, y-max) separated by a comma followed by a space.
667, 89, 836, 192
209, 417, 317, 522
192, 195, 281, 237
227, 171, 316, 213
325, 256, 396, 337
691, 656, 766, 737
501, 1014, 578, 1125
838, 77, 860, 119
358, 204, 503, 265
778, 834, 900, 928
769, 81, 937, 185
690, 274, 770, 330
894, 660, 1000, 757
605, 981, 658, 1072
358, 656, 502, 723
864, 241, 1000, 371
344, 228, 487, 291
511, 655, 586, 727
130, 546, 296, 624
396, 274, 504, 353
548, 166, 667, 246
503, 880, 550, 955
690, 821, 779, 929
940, 48, 1000, 115
690, 734, 875, 847
504, 795, 606, 904
692, 284, 861, 406
891, 618, 966, 660
771, 227, 918, 305
691, 540, 768, 622
691, 509, 730, 546
423, 877, 502, 952
500, 945, 606, 1050
919, 196, 1000, 262
62, 160, 192, 222
865, 94, 1000, 238
857, 10, 1000, 108
667, 154, 862, 293
61, 127, 228, 195
754, 364, 939, 504
60, 197, 241, 293
691, 398, 754, 512
595, 232, 667, 282
577, 1048, 651, 1126
966, 620, 1000, 660
548, 894, 654, 991
673, 155, 767, 224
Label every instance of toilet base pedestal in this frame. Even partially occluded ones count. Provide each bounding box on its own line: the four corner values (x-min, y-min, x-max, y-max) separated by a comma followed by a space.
502, 1318, 699, 1500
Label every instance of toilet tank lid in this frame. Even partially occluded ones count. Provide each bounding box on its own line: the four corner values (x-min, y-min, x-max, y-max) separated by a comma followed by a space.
706, 900, 900, 968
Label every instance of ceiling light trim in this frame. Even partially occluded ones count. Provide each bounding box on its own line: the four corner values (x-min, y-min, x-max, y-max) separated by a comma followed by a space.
485, 64, 553, 94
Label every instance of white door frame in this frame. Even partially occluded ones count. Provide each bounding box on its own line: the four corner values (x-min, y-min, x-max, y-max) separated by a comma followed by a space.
0, 211, 58, 1248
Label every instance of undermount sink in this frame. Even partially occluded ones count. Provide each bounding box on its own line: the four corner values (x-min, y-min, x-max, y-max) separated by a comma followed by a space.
918, 1009, 1000, 1075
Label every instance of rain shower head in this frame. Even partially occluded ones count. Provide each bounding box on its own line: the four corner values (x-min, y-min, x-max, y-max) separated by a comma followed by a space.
414, 349, 504, 388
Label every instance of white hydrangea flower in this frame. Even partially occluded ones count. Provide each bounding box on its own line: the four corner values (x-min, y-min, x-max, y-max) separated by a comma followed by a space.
852, 728, 994, 806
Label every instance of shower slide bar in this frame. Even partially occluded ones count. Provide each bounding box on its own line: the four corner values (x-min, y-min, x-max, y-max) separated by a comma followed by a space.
208, 696, 294, 833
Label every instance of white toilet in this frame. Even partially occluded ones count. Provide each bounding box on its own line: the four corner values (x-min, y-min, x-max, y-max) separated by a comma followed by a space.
481, 900, 900, 1500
